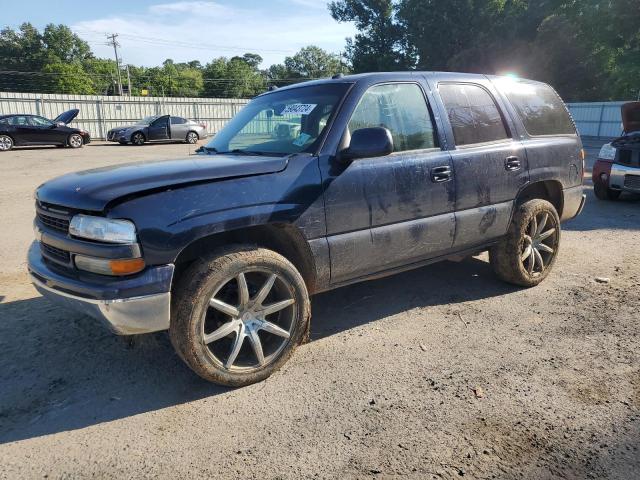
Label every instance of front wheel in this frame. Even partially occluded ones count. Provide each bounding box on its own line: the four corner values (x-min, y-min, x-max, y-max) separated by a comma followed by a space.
594, 182, 621, 201
170, 246, 310, 387
68, 133, 83, 148
490, 199, 560, 287
131, 132, 145, 146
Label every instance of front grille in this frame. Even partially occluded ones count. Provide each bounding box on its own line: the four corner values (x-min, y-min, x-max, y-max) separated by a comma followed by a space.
41, 243, 71, 263
623, 175, 640, 191
38, 212, 70, 233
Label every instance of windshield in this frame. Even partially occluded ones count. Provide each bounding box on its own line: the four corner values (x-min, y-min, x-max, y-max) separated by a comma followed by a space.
139, 115, 159, 125
205, 83, 350, 156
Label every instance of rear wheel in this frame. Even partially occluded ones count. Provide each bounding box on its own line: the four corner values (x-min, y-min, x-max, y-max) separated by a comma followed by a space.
170, 246, 310, 387
186, 131, 198, 144
68, 133, 83, 148
0, 135, 14, 151
490, 199, 560, 287
594, 182, 621, 201
131, 132, 145, 146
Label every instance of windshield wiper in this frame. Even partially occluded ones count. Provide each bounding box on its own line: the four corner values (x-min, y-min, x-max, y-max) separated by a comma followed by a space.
196, 146, 219, 154
223, 149, 268, 156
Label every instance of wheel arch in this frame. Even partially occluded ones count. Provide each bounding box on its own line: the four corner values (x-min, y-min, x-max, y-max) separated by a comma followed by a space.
132, 130, 146, 141
172, 223, 318, 294
514, 180, 564, 217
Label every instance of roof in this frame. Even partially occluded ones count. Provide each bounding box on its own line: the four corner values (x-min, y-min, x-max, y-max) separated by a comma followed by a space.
266, 71, 542, 95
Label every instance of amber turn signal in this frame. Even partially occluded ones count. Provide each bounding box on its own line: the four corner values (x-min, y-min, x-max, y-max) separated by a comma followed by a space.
75, 255, 146, 276
109, 258, 146, 275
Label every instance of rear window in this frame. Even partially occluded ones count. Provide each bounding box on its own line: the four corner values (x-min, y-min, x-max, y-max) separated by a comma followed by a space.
497, 79, 575, 136
439, 83, 509, 146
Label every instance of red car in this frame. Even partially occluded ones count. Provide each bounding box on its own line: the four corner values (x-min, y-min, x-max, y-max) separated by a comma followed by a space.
593, 102, 640, 200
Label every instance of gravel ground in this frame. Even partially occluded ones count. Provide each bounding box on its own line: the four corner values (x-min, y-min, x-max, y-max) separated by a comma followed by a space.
0, 139, 638, 479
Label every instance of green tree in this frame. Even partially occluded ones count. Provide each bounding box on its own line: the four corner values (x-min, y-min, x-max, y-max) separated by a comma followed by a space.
42, 62, 95, 94
329, 0, 414, 72
283, 46, 343, 79
202, 54, 265, 98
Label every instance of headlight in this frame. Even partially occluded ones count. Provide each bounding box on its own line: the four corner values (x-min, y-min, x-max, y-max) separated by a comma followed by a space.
69, 215, 137, 244
117, 129, 126, 135
598, 143, 616, 161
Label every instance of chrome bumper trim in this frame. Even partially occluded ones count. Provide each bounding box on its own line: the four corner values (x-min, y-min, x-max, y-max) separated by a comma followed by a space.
610, 163, 640, 193
30, 274, 170, 335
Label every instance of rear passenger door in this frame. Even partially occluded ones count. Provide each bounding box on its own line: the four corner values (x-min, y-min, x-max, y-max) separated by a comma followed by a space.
430, 78, 529, 249
323, 81, 456, 283
170, 116, 188, 140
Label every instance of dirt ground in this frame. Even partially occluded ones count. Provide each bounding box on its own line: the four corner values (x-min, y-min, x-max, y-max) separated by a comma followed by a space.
0, 140, 638, 479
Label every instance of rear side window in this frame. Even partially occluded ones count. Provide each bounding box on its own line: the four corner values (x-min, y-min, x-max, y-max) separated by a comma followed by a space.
171, 116, 187, 124
439, 83, 509, 146
497, 80, 575, 136
349, 83, 438, 152
8, 116, 29, 126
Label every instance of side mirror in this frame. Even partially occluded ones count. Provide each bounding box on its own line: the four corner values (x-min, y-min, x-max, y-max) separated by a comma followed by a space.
53, 122, 65, 128
340, 127, 393, 162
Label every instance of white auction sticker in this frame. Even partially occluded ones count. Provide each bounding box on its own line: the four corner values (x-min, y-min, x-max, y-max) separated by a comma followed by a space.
281, 103, 317, 115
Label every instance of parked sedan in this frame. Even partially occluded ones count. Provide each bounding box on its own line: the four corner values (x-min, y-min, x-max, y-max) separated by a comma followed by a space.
107, 115, 208, 145
0, 109, 90, 151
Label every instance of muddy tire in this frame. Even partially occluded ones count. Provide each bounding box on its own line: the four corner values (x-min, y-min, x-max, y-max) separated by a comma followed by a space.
170, 246, 310, 387
490, 199, 560, 287
594, 182, 621, 201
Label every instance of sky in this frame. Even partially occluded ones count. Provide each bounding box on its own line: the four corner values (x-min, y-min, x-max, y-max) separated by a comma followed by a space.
3, 0, 357, 67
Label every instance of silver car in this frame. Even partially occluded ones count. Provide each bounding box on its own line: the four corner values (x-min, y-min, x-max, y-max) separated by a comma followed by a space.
107, 115, 208, 145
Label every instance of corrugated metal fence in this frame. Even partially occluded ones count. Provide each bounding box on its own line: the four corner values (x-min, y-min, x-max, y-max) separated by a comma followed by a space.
0, 92, 629, 140
0, 92, 249, 140
567, 102, 626, 138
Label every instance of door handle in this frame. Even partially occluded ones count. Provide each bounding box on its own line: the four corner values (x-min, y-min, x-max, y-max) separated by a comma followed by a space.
431, 165, 452, 183
505, 156, 521, 171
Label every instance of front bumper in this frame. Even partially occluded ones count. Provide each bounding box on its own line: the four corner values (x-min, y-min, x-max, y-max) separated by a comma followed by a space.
28, 242, 173, 335
609, 162, 640, 193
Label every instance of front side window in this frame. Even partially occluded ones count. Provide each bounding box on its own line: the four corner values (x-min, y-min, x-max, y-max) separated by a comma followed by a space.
151, 116, 168, 127
439, 83, 509, 146
495, 79, 575, 136
348, 83, 438, 152
29, 116, 53, 127
139, 116, 159, 125
206, 83, 350, 155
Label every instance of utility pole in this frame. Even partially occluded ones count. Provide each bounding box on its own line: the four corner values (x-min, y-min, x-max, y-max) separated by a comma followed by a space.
125, 64, 132, 96
106, 33, 123, 96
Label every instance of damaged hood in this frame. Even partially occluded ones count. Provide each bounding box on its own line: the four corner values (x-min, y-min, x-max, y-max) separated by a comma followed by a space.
36, 154, 289, 211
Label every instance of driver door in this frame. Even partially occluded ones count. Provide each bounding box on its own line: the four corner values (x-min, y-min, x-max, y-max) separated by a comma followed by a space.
148, 115, 170, 141
322, 81, 456, 284
26, 115, 61, 144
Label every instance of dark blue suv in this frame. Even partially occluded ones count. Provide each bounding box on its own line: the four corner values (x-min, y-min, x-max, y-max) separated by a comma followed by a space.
29, 72, 585, 386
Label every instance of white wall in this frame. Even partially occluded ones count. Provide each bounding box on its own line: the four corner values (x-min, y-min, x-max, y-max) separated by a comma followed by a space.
0, 92, 249, 140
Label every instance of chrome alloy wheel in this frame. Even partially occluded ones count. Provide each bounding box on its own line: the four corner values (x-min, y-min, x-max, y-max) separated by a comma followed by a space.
202, 270, 295, 371
186, 131, 198, 144
521, 212, 558, 277
69, 134, 83, 148
0, 135, 13, 151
